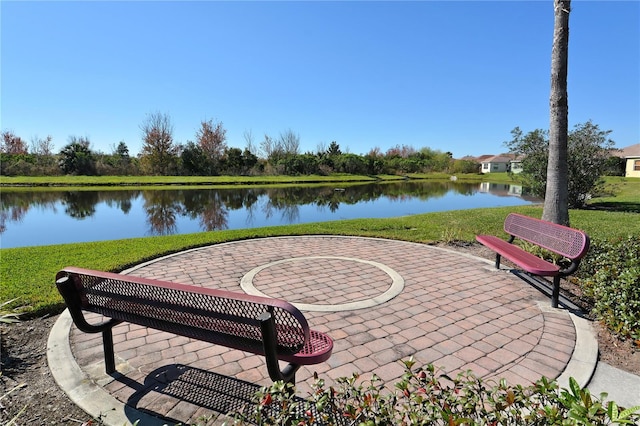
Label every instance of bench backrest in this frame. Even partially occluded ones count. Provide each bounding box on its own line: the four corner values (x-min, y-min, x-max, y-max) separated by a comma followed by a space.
504, 213, 590, 260
56, 267, 310, 357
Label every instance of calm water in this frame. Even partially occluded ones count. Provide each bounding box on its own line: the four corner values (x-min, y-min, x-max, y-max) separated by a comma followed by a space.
0, 181, 536, 248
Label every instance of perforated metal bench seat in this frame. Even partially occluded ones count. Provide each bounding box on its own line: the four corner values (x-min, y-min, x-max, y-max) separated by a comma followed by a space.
476, 213, 590, 308
475, 235, 562, 276
56, 267, 333, 384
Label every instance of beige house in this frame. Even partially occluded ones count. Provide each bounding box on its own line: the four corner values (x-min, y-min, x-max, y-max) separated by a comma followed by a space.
480, 155, 511, 173
620, 143, 640, 178
509, 156, 525, 174
479, 154, 523, 174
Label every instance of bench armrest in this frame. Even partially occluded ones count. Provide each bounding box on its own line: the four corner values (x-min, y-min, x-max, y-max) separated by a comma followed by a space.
558, 258, 582, 277
56, 275, 122, 333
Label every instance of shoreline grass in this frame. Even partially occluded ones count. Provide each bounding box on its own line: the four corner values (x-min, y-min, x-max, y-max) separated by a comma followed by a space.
2, 204, 639, 318
0, 173, 414, 188
0, 172, 509, 190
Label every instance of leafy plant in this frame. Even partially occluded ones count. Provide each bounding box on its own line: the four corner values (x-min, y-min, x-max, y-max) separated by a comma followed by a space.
228, 359, 640, 425
579, 236, 640, 340
517, 241, 568, 267
559, 377, 640, 425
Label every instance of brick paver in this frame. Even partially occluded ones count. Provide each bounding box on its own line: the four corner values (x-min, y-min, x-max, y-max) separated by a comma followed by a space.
68, 236, 577, 424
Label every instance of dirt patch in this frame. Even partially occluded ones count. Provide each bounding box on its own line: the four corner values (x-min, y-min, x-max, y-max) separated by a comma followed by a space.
1, 242, 639, 424
593, 322, 640, 373
1, 316, 92, 424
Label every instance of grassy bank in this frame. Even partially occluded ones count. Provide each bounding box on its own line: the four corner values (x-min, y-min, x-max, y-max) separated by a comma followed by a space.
0, 173, 461, 188
4, 172, 632, 188
588, 176, 640, 211
2, 201, 639, 317
0, 172, 516, 190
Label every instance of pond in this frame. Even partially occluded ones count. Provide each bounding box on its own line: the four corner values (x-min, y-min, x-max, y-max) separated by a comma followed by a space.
0, 181, 537, 248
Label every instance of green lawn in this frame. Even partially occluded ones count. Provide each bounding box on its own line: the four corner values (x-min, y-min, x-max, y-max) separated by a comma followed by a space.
1, 175, 638, 317
0, 172, 515, 190
0, 173, 409, 188
588, 176, 640, 212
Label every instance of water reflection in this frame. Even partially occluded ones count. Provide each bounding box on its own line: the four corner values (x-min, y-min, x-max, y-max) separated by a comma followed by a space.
480, 182, 521, 196
144, 191, 183, 235
104, 191, 135, 214
63, 191, 99, 219
0, 181, 533, 247
183, 190, 229, 232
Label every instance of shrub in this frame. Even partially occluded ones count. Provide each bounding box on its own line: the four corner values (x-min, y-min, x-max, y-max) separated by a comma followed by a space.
579, 235, 640, 340
229, 359, 640, 425
504, 121, 614, 208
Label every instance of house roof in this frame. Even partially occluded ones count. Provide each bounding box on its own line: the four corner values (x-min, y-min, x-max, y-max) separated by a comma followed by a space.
462, 153, 524, 162
619, 143, 640, 158
481, 155, 513, 164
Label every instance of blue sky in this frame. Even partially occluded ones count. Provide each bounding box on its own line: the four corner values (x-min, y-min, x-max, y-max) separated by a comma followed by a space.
2, 1, 638, 159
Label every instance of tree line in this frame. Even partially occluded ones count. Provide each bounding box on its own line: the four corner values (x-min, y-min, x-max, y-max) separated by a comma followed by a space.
1, 112, 478, 177
1, 113, 623, 209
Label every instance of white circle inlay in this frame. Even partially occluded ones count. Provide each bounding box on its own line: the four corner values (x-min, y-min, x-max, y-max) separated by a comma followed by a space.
240, 256, 404, 312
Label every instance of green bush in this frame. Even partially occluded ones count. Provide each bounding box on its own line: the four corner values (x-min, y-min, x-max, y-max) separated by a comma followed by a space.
229, 359, 640, 425
579, 236, 640, 340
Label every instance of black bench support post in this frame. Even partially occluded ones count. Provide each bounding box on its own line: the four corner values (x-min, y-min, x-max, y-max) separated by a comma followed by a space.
551, 276, 561, 309
56, 275, 123, 374
103, 329, 116, 374
258, 311, 300, 385
496, 235, 516, 269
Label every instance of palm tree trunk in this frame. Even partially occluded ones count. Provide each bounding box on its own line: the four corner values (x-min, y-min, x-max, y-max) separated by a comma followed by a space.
543, 0, 571, 226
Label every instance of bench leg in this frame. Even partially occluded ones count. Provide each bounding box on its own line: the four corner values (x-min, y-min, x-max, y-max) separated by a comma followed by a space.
551, 276, 561, 308
495, 236, 515, 269
102, 328, 116, 374
258, 312, 300, 384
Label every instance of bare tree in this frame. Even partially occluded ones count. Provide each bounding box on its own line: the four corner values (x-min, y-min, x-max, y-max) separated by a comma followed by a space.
1, 131, 28, 154
260, 134, 279, 160
30, 135, 54, 156
196, 119, 227, 174
279, 129, 300, 155
140, 112, 178, 175
243, 129, 257, 156
543, 0, 571, 225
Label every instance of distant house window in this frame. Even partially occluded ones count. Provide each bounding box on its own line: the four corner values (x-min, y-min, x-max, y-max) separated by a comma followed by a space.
483, 163, 489, 170
635, 160, 640, 171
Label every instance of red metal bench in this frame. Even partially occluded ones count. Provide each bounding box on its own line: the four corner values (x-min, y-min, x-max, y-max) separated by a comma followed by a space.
476, 213, 590, 308
55, 267, 333, 384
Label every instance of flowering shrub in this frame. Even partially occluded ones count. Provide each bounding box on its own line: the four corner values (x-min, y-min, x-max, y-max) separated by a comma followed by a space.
229, 358, 640, 425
